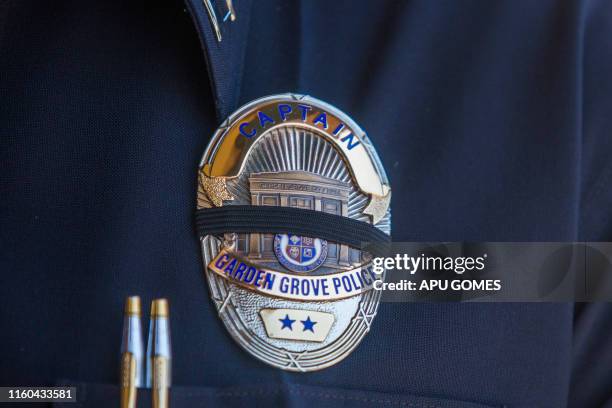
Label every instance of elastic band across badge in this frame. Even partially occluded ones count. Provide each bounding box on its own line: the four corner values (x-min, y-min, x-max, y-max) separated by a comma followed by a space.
195, 205, 390, 248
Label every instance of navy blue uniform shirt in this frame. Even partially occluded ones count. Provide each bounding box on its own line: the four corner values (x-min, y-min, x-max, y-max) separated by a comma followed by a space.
1, 1, 612, 407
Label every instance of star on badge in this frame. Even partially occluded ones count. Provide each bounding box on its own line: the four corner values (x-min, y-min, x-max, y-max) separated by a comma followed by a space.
279, 314, 295, 330
301, 316, 317, 332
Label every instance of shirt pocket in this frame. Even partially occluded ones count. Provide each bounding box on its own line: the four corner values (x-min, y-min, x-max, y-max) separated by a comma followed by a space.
53, 381, 503, 408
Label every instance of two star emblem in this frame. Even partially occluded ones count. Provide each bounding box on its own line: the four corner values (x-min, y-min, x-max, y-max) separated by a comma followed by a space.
279, 314, 317, 332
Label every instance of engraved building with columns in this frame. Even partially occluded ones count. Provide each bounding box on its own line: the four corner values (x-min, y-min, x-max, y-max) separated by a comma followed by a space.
234, 171, 353, 269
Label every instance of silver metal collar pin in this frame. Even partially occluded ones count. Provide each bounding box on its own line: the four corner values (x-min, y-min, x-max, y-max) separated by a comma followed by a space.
203, 0, 236, 42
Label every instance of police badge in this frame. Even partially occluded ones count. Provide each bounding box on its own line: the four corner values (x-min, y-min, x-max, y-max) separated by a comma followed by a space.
196, 94, 391, 371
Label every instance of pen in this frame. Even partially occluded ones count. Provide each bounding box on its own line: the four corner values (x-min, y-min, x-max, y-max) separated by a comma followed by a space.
120, 296, 145, 408
146, 299, 171, 408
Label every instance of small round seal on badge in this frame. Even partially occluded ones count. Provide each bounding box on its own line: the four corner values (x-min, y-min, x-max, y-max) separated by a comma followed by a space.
274, 234, 328, 273
196, 94, 391, 372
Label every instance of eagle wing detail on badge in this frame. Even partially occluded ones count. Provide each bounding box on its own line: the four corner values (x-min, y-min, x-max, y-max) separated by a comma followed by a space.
364, 187, 391, 224
199, 172, 234, 207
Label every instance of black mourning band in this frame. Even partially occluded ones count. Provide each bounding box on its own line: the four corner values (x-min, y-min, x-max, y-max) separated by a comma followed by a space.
195, 205, 390, 248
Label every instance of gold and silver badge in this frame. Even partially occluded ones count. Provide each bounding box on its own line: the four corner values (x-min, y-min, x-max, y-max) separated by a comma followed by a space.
196, 94, 391, 371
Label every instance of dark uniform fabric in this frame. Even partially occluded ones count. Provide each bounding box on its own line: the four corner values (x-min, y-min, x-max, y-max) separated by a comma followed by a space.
1, 1, 611, 407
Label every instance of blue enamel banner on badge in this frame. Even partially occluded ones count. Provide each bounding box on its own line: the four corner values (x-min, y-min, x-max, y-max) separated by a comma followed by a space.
209, 249, 377, 301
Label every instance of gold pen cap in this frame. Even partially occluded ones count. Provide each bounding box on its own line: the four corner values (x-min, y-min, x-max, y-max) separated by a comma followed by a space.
150, 299, 169, 318
124, 296, 141, 316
